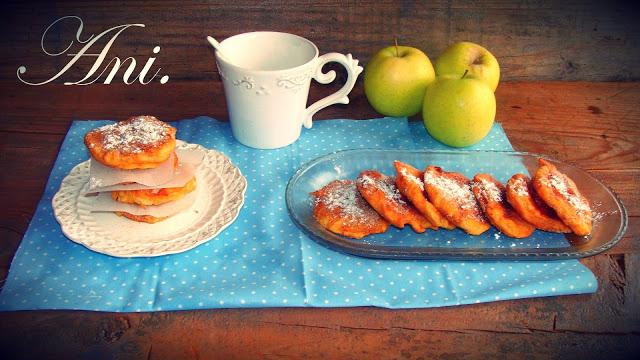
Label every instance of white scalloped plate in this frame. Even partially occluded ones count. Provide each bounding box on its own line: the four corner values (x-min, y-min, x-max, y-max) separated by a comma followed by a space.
52, 143, 247, 257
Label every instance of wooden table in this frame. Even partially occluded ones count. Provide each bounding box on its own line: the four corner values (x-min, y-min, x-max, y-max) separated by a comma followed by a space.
0, 80, 638, 358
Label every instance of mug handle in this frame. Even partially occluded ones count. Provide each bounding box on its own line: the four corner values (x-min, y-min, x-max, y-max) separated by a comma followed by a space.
303, 53, 363, 129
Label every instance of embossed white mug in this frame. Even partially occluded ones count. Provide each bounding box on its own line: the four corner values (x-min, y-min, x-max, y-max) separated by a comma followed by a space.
213, 31, 363, 149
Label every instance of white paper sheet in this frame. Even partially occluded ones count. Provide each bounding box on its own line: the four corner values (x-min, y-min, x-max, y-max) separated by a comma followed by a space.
85, 163, 197, 193
87, 148, 205, 191
88, 185, 198, 217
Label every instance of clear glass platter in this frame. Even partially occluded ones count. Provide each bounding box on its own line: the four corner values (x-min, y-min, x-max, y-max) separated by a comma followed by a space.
285, 149, 627, 260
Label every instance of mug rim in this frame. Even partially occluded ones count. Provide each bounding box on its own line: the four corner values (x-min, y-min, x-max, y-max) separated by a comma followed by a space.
215, 31, 319, 74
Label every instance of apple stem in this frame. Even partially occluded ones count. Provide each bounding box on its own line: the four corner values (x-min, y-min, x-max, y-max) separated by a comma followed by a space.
394, 37, 399, 57
462, 69, 469, 79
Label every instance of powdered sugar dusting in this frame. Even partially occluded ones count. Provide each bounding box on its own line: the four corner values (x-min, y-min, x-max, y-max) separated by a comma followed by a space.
472, 177, 503, 203
510, 176, 529, 197
542, 173, 590, 214
315, 181, 379, 224
423, 169, 476, 210
592, 208, 617, 223
89, 176, 103, 188
588, 200, 617, 229
359, 174, 406, 206
400, 167, 424, 191
95, 116, 171, 153
320, 182, 363, 217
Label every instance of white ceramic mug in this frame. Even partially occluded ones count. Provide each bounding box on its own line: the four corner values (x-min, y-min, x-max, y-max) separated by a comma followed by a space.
213, 31, 363, 149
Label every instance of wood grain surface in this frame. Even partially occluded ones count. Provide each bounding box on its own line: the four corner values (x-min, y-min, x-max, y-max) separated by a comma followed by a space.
1, 1, 639, 83
1, 1, 639, 359
0, 80, 639, 359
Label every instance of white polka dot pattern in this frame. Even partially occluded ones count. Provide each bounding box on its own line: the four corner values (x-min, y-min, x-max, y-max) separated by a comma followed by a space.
0, 117, 597, 312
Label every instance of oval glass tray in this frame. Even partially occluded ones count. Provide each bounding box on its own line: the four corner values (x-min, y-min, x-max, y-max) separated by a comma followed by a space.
286, 149, 627, 260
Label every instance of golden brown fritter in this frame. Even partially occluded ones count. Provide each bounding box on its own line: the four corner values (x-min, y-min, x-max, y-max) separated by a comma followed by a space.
506, 173, 571, 233
423, 166, 490, 235
85, 115, 176, 169
532, 159, 592, 236
311, 180, 389, 239
471, 174, 536, 238
111, 177, 197, 206
393, 161, 454, 230
357, 170, 432, 233
115, 212, 168, 224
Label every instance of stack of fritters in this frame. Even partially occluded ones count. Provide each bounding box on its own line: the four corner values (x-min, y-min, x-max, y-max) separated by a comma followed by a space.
84, 116, 197, 223
311, 158, 592, 239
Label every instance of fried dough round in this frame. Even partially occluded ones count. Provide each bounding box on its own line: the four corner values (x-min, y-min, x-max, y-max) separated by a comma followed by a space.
472, 174, 536, 238
115, 212, 168, 224
357, 170, 432, 233
423, 166, 490, 235
311, 180, 389, 239
84, 115, 176, 169
111, 176, 197, 206
506, 173, 571, 233
532, 159, 592, 236
393, 161, 453, 230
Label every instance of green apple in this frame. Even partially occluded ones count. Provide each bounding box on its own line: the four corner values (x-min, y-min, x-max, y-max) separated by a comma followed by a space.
364, 45, 436, 117
434, 42, 500, 92
422, 75, 496, 147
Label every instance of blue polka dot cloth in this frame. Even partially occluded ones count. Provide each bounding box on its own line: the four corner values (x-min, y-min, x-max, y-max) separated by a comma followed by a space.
0, 117, 596, 311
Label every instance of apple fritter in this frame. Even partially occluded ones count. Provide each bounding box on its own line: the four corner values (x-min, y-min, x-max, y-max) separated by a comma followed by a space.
393, 161, 454, 230
506, 173, 571, 233
532, 159, 592, 236
311, 180, 389, 239
357, 170, 432, 233
84, 115, 176, 170
115, 211, 168, 224
471, 174, 536, 238
111, 177, 197, 206
423, 166, 490, 235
